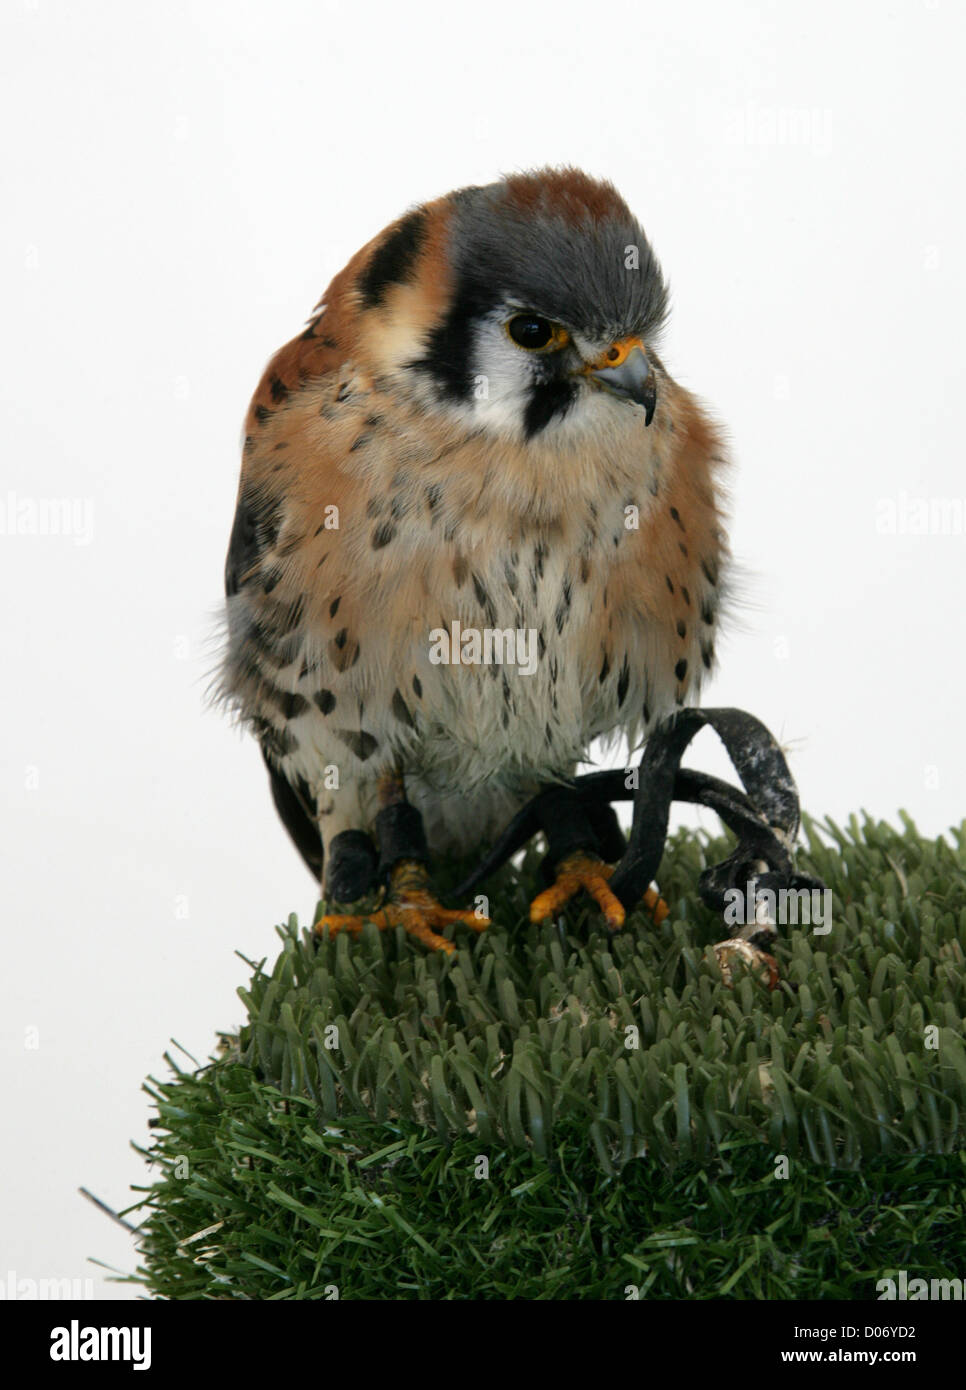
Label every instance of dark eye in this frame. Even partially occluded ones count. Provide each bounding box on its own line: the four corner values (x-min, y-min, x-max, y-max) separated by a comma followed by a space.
507, 314, 557, 350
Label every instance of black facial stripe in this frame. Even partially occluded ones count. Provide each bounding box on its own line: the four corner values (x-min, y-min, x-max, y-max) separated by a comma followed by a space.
410, 278, 492, 403
523, 377, 577, 438
413, 270, 581, 422
357, 209, 428, 309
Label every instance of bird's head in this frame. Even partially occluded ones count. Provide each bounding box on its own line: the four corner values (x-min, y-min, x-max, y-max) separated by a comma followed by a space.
346, 168, 669, 448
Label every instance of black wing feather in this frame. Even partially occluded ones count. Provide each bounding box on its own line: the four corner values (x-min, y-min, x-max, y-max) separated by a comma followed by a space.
225, 488, 323, 881
224, 486, 282, 597
262, 748, 324, 881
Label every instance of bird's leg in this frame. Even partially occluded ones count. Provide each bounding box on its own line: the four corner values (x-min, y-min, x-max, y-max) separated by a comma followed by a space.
314, 771, 490, 954
528, 793, 669, 931
323, 829, 379, 903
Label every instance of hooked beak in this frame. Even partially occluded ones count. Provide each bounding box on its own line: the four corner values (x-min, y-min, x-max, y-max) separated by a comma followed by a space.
582, 337, 657, 425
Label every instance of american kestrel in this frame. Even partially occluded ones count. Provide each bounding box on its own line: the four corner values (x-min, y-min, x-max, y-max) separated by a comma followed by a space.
222, 168, 727, 952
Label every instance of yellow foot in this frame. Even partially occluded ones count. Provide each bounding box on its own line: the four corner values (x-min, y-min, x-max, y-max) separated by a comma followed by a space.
529, 852, 669, 931
713, 938, 779, 990
314, 859, 489, 955
641, 885, 670, 926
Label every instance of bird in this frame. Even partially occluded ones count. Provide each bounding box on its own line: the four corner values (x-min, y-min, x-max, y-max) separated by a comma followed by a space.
221, 167, 728, 953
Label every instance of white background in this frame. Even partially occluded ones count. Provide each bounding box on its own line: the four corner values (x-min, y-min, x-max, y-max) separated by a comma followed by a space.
2, 0, 963, 1299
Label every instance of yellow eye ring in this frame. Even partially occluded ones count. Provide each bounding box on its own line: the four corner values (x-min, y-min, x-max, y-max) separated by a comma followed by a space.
505, 314, 570, 353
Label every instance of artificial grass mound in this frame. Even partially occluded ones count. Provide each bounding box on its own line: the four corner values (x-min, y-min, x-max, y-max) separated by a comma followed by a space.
129, 813, 966, 1299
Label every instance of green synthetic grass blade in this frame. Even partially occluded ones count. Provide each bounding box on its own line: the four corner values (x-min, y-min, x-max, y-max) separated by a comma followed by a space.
126, 813, 966, 1299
